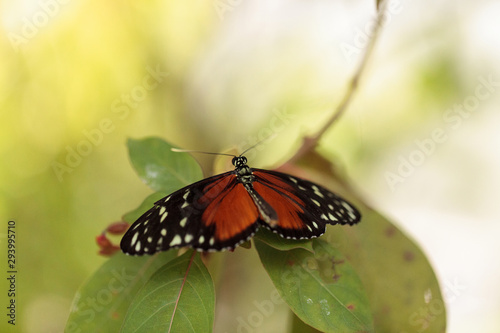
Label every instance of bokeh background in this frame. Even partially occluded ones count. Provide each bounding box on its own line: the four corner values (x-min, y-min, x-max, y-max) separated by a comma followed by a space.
1, 0, 499, 332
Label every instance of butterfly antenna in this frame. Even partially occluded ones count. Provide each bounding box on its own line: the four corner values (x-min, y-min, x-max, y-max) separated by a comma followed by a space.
172, 133, 277, 158
239, 133, 277, 157
171, 148, 236, 158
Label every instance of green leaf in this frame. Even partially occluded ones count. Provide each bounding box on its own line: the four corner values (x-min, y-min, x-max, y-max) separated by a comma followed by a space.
295, 150, 446, 332
127, 137, 203, 193
65, 251, 176, 333
121, 250, 215, 333
122, 192, 167, 223
326, 208, 447, 333
254, 228, 314, 253
256, 238, 374, 333
290, 312, 323, 333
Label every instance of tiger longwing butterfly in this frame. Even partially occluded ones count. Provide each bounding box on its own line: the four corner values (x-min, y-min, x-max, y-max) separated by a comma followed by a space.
121, 155, 360, 254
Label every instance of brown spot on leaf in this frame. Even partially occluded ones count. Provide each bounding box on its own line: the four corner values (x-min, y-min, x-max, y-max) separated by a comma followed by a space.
385, 226, 396, 237
404, 250, 415, 262
328, 257, 344, 282
347, 304, 355, 310
286, 260, 295, 266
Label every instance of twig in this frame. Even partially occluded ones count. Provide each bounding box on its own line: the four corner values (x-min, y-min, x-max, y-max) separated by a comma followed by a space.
284, 0, 388, 166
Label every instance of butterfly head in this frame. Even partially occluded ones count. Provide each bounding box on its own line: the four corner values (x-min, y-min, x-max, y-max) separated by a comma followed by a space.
232, 156, 248, 169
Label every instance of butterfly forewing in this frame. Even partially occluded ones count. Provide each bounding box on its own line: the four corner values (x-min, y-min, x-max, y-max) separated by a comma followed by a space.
121, 155, 361, 255
252, 169, 360, 239
120, 171, 260, 255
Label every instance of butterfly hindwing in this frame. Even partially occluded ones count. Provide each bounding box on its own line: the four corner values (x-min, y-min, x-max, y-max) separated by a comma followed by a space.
121, 155, 361, 255
120, 171, 260, 255
252, 169, 361, 239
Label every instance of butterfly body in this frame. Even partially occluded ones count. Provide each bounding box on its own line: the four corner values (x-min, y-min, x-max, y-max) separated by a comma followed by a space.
121, 156, 360, 255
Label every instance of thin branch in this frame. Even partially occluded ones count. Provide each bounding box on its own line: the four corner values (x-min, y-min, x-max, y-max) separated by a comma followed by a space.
168, 250, 196, 333
284, 1, 388, 166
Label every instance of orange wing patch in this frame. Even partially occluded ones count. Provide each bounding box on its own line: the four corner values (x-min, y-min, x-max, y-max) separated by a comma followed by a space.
200, 176, 259, 242
253, 171, 307, 230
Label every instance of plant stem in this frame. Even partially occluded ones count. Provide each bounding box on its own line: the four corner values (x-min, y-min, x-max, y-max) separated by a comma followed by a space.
284, 0, 389, 166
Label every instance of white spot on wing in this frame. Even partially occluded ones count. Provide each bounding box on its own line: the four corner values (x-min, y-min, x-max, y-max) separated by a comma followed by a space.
179, 217, 188, 227
131, 232, 139, 245
185, 234, 193, 243
312, 185, 324, 198
341, 201, 351, 210
161, 228, 167, 236
170, 235, 182, 247
160, 212, 168, 223
311, 199, 321, 207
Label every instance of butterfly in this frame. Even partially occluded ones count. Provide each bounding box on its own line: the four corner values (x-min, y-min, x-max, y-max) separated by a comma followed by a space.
121, 155, 361, 255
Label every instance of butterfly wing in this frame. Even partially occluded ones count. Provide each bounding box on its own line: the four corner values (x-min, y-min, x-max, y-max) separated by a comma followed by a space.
251, 169, 361, 239
120, 171, 260, 255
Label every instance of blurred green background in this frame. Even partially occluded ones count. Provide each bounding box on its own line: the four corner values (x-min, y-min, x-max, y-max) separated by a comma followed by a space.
1, 0, 499, 332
